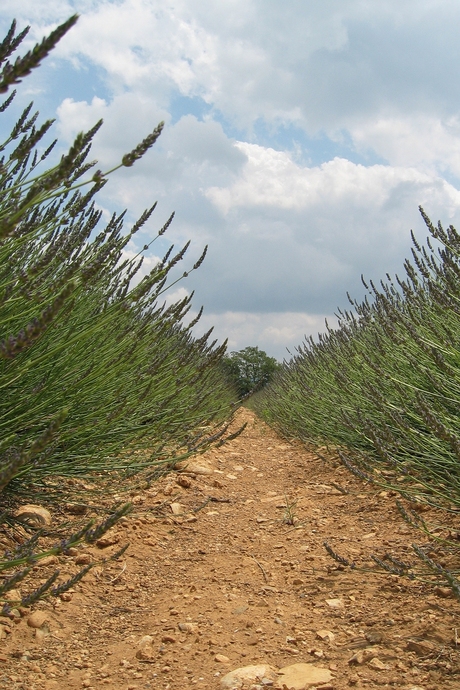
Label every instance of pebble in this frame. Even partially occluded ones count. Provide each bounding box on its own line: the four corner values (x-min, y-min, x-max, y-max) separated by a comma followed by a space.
27, 611, 49, 629
215, 654, 231, 664
316, 630, 335, 643
276, 663, 333, 689
177, 461, 213, 475
36, 555, 59, 567
170, 502, 184, 515
136, 649, 154, 661
220, 665, 278, 689
406, 639, 435, 656
95, 531, 119, 548
368, 657, 389, 671
178, 622, 198, 634
15, 504, 52, 526
348, 649, 376, 665
176, 475, 192, 488
162, 635, 176, 643
75, 554, 92, 565
325, 598, 344, 609
365, 630, 383, 645
4, 589, 21, 602
434, 586, 453, 598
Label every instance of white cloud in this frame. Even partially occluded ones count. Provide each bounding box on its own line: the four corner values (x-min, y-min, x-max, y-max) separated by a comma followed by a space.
350, 115, 460, 176
206, 143, 449, 214
56, 92, 169, 169
190, 310, 338, 361
5, 0, 460, 358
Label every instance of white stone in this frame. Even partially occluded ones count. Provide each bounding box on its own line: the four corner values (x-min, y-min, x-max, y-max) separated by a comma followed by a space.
276, 663, 333, 689
220, 665, 278, 689
15, 504, 51, 526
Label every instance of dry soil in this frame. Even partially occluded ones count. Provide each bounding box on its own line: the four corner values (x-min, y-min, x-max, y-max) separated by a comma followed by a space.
1, 408, 460, 690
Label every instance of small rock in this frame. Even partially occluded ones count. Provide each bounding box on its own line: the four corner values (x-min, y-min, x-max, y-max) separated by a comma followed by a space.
220, 665, 278, 690
176, 475, 192, 489
136, 635, 155, 662
368, 657, 389, 671
178, 622, 198, 634
177, 461, 213, 475
65, 503, 88, 515
232, 606, 248, 615
276, 663, 333, 689
3, 589, 21, 603
161, 634, 176, 643
325, 598, 344, 609
215, 654, 231, 664
9, 608, 21, 622
136, 648, 154, 661
170, 502, 184, 515
36, 555, 58, 568
316, 630, 335, 643
15, 504, 51, 526
365, 630, 383, 645
60, 593, 72, 602
75, 554, 92, 565
292, 578, 304, 586
27, 611, 49, 629
348, 649, 376, 665
434, 586, 453, 598
96, 531, 119, 548
66, 547, 79, 556
406, 639, 435, 656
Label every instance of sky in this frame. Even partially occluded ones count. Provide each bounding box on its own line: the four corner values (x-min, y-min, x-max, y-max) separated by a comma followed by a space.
3, 1, 460, 360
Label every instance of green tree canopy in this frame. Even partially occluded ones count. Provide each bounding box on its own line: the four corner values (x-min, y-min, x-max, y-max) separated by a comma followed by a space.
222, 346, 280, 397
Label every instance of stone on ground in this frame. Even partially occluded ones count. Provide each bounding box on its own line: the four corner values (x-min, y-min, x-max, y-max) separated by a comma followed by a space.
276, 662, 333, 689
220, 664, 278, 689
15, 504, 52, 526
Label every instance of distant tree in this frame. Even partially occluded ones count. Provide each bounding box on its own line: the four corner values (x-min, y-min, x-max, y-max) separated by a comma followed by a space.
222, 346, 280, 397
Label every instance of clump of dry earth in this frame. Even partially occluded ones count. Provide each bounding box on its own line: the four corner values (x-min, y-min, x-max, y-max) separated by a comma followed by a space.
1, 409, 459, 690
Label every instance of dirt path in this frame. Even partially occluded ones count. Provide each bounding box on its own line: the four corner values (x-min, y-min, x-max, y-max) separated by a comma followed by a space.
1, 409, 460, 690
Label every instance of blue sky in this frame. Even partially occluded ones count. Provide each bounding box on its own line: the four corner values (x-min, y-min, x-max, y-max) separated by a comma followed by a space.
3, 1, 460, 359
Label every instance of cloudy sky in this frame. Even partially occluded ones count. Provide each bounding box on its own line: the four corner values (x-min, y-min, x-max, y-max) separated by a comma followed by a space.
3, 1, 460, 359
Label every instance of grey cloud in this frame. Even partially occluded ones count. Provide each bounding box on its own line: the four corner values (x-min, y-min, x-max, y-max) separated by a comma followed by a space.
159, 115, 247, 170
